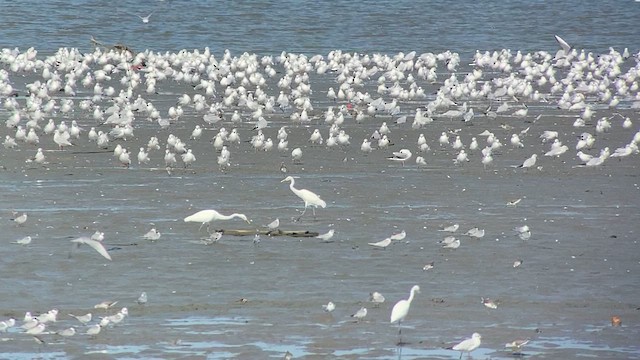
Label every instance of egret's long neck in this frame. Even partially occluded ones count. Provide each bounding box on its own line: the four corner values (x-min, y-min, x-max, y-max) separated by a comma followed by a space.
288, 179, 296, 192
407, 289, 416, 304
230, 213, 244, 220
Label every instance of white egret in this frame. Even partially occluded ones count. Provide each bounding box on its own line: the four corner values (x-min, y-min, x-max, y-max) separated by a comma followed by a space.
281, 176, 326, 221
451, 332, 482, 359
390, 285, 420, 343
184, 209, 251, 232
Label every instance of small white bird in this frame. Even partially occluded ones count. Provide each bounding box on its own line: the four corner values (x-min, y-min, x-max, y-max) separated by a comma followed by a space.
368, 237, 392, 249
481, 297, 498, 309
351, 307, 367, 321
86, 324, 102, 337
390, 230, 406, 241
266, 218, 280, 231
13, 236, 32, 245
505, 338, 530, 353
137, 12, 153, 23
388, 149, 412, 166
322, 301, 335, 312
519, 154, 537, 169
56, 327, 76, 337
71, 237, 112, 260
439, 224, 459, 233
68, 313, 92, 324
451, 332, 482, 359
465, 228, 485, 238
316, 229, 335, 242
137, 292, 148, 305
370, 292, 386, 306
442, 239, 461, 249
143, 228, 161, 241
13, 212, 28, 226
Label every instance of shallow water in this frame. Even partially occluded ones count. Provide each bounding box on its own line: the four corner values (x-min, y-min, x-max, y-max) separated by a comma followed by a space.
1, 1, 640, 359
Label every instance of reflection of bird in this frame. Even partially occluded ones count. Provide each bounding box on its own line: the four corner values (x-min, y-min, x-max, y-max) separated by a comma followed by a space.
390, 285, 420, 343
70, 237, 112, 261
184, 210, 250, 232
451, 333, 482, 359
281, 176, 326, 220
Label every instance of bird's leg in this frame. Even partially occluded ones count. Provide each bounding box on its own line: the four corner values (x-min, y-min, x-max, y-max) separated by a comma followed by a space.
198, 222, 205, 231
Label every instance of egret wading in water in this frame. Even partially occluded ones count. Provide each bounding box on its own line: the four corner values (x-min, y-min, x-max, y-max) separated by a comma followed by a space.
390, 285, 420, 344
184, 209, 251, 233
281, 176, 326, 221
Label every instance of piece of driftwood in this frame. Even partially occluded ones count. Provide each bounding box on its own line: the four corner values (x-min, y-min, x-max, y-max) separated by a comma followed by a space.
214, 229, 319, 237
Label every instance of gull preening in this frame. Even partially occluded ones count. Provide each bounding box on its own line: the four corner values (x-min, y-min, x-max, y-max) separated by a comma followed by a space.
388, 149, 412, 166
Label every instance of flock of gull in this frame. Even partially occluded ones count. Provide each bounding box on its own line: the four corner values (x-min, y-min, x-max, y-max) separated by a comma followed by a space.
1, 34, 639, 357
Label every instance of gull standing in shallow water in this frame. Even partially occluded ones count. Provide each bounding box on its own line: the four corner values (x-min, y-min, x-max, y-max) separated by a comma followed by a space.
281, 176, 326, 221
450, 332, 482, 359
390, 285, 420, 344
351, 307, 367, 322
316, 229, 335, 242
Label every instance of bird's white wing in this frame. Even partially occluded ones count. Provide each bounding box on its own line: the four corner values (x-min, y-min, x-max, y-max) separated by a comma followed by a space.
554, 35, 571, 53
71, 237, 112, 261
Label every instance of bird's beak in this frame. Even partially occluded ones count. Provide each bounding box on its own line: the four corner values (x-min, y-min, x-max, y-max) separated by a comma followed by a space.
245, 219, 252, 224
280, 178, 286, 183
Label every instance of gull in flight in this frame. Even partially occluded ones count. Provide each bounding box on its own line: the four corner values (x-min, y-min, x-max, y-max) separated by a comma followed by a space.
137, 12, 154, 24
388, 149, 412, 166
70, 237, 112, 261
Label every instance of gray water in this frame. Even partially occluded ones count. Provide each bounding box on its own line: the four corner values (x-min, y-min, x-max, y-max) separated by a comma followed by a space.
1, 1, 640, 359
